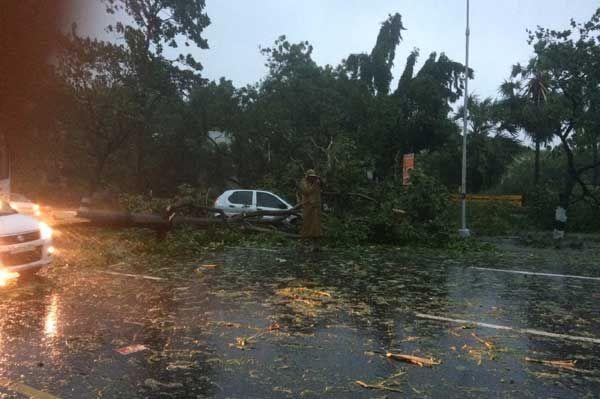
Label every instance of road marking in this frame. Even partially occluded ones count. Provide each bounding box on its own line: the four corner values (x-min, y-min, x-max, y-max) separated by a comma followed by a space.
0, 378, 62, 399
415, 313, 600, 344
101, 271, 165, 281
469, 266, 600, 282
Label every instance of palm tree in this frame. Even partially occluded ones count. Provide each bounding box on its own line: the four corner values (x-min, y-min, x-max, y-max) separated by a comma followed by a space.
454, 95, 521, 191
505, 59, 554, 185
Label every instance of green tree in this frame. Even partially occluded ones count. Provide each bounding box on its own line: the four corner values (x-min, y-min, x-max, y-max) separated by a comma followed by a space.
102, 0, 210, 70
453, 96, 522, 191
233, 15, 472, 192
55, 34, 137, 194
378, 51, 471, 178
101, 0, 211, 190
523, 8, 600, 224
503, 59, 554, 185
345, 13, 405, 95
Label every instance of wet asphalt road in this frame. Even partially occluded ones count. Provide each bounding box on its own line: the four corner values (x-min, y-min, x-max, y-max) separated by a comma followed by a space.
0, 228, 599, 398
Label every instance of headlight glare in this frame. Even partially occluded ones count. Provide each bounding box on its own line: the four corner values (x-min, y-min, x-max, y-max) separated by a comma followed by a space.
39, 222, 53, 240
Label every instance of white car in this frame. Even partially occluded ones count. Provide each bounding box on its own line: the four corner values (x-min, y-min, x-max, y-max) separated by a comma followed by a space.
214, 190, 295, 220
0, 200, 53, 279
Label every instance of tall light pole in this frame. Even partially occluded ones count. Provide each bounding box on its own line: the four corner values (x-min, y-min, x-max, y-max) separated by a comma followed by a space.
459, 0, 471, 238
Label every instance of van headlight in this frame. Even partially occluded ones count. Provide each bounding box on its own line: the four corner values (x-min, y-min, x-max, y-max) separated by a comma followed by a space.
39, 222, 53, 240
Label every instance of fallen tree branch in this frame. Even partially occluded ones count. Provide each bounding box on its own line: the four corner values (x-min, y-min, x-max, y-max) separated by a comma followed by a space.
323, 191, 378, 203
355, 380, 402, 393
77, 209, 293, 227
524, 357, 579, 371
229, 207, 301, 221
166, 199, 227, 219
76, 209, 300, 239
386, 352, 442, 367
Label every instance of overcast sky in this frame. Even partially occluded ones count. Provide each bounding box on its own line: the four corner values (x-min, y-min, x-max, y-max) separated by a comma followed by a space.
200, 0, 599, 98
79, 0, 599, 98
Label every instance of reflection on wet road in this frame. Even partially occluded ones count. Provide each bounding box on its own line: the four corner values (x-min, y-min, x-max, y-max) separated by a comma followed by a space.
0, 227, 599, 398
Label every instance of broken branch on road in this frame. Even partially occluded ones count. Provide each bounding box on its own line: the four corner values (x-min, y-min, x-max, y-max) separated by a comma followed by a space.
386, 352, 442, 367
355, 380, 402, 393
76, 208, 301, 239
524, 357, 583, 372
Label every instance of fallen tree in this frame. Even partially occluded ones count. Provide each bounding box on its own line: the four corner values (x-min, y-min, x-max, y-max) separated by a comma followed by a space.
76, 206, 302, 239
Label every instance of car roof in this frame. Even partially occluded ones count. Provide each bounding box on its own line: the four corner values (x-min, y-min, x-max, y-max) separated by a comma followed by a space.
219, 190, 288, 200
222, 189, 278, 194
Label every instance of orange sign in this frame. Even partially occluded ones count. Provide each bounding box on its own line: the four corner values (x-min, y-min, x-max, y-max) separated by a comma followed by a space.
402, 153, 414, 185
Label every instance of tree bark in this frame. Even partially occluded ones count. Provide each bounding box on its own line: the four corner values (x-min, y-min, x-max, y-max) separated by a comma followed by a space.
76, 208, 300, 229
593, 140, 598, 186
89, 152, 109, 196
560, 174, 575, 210
134, 122, 147, 192
534, 137, 540, 185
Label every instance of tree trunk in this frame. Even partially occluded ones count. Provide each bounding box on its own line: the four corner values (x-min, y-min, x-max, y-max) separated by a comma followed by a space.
549, 173, 574, 248
560, 176, 575, 210
89, 152, 109, 196
593, 140, 598, 186
134, 127, 146, 192
534, 138, 540, 185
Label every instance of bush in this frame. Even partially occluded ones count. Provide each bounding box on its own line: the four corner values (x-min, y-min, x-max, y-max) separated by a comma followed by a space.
367, 171, 453, 246
495, 150, 566, 195
118, 170, 458, 248
118, 184, 217, 214
468, 201, 525, 235
569, 196, 600, 232
523, 184, 556, 230
324, 214, 371, 246
404, 172, 451, 232
118, 193, 170, 213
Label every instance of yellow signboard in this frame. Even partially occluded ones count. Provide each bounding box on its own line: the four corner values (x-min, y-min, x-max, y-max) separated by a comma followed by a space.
450, 194, 523, 206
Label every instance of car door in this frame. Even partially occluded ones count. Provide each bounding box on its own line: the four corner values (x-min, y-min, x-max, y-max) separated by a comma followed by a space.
256, 191, 289, 219
226, 190, 254, 214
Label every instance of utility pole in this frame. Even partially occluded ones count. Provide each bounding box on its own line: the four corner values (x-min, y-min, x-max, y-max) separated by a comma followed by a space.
459, 0, 471, 238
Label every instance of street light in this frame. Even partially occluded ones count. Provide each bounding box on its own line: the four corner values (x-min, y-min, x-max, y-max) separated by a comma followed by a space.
459, 0, 471, 238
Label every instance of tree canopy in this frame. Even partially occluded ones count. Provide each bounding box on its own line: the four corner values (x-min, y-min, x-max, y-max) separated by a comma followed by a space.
10, 4, 600, 233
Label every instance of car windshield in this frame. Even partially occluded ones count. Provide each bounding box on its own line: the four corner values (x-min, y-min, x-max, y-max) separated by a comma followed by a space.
0, 199, 16, 215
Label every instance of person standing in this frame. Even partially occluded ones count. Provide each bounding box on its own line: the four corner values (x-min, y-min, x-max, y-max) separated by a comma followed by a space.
299, 169, 323, 251
553, 194, 568, 248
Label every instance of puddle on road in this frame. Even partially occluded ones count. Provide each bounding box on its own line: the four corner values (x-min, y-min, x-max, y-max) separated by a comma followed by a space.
0, 227, 599, 398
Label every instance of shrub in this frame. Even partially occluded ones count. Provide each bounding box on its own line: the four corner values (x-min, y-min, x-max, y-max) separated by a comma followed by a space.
468, 201, 525, 236
365, 170, 453, 246
118, 193, 170, 213
324, 214, 371, 246
523, 184, 556, 230
569, 195, 600, 232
